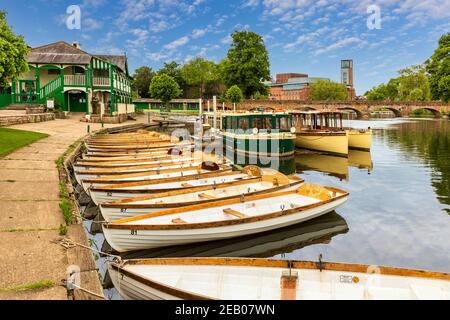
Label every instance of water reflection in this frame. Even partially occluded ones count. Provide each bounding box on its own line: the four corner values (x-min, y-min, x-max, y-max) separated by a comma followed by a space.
121, 212, 348, 259
381, 120, 450, 212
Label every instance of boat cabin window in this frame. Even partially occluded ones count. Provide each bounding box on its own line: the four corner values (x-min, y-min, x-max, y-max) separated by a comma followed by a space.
238, 118, 249, 131
277, 117, 289, 131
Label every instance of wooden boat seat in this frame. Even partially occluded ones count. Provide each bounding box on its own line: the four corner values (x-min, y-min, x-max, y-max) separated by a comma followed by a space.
223, 208, 248, 219
198, 193, 216, 200
172, 218, 187, 224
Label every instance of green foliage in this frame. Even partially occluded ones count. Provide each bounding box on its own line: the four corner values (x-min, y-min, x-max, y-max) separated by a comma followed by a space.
149, 74, 181, 108
0, 280, 54, 292
225, 85, 243, 104
181, 57, 219, 98
158, 61, 185, 88
0, 128, 48, 158
132, 66, 155, 98
253, 91, 268, 100
426, 33, 450, 102
397, 65, 430, 101
365, 65, 430, 102
0, 11, 29, 88
221, 31, 271, 98
310, 80, 348, 101
60, 198, 74, 224
59, 223, 68, 236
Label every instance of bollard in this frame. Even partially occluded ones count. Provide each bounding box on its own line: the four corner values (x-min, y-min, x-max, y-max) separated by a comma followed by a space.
87, 124, 90, 133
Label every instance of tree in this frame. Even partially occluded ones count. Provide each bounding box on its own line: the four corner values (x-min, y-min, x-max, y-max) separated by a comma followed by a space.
225, 85, 243, 107
365, 85, 387, 101
149, 74, 181, 110
181, 57, 219, 98
0, 11, 29, 88
132, 66, 155, 98
426, 33, 450, 102
310, 80, 348, 101
397, 65, 430, 101
221, 31, 271, 98
158, 61, 185, 89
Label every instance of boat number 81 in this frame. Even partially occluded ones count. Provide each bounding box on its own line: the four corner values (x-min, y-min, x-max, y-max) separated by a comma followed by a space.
131, 230, 138, 235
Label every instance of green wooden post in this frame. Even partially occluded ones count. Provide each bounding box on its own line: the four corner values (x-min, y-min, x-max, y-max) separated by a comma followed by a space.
110, 64, 114, 115
35, 66, 41, 103
11, 80, 15, 103
85, 65, 90, 115
61, 67, 66, 111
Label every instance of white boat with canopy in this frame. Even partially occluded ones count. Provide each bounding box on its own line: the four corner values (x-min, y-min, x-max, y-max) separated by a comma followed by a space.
108, 257, 450, 300
99, 171, 303, 221
102, 184, 349, 252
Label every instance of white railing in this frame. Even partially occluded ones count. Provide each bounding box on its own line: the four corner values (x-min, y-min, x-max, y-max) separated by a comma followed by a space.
64, 75, 86, 86
117, 103, 135, 114
93, 77, 110, 87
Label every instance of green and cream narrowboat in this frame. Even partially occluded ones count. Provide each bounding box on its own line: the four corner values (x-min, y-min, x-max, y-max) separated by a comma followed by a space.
213, 111, 296, 158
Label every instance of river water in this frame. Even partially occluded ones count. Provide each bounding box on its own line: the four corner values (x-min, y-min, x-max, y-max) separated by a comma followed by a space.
84, 118, 450, 299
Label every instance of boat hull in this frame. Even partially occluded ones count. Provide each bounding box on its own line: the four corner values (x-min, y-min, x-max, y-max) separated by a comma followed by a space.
295, 131, 348, 156
223, 132, 296, 158
347, 129, 372, 151
102, 196, 348, 252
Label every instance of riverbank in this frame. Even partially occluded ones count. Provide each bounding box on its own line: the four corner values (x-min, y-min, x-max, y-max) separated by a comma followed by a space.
0, 114, 149, 299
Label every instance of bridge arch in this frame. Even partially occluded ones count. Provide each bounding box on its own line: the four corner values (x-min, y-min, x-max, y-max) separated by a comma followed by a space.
370, 106, 402, 117
336, 107, 364, 119
410, 107, 442, 118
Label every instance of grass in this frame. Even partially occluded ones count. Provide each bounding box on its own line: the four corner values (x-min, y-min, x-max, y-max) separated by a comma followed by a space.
0, 280, 54, 292
59, 223, 68, 236
0, 128, 48, 158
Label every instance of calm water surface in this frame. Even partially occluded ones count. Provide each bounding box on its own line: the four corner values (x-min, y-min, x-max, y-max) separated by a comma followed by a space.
85, 118, 450, 299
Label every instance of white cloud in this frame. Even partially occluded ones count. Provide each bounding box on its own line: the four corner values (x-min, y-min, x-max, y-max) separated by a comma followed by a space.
192, 28, 208, 39
164, 36, 190, 50
314, 36, 365, 55
83, 18, 103, 31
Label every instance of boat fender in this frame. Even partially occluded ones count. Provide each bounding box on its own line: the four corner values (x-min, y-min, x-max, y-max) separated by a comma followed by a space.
200, 161, 220, 171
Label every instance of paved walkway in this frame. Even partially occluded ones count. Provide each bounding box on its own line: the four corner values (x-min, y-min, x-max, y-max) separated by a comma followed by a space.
0, 114, 148, 299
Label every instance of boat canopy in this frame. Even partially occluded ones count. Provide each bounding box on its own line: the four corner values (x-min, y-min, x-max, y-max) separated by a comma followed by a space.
222, 113, 293, 132
291, 110, 344, 131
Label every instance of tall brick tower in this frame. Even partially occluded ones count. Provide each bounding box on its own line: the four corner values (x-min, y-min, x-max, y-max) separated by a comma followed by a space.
341, 60, 355, 99
341, 60, 353, 87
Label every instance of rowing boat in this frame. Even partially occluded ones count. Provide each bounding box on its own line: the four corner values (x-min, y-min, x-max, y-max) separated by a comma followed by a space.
102, 184, 349, 252
81, 147, 190, 162
73, 156, 196, 171
80, 163, 233, 193
107, 257, 450, 300
74, 160, 202, 185
99, 171, 303, 221
88, 167, 252, 203
121, 212, 348, 259
84, 143, 194, 157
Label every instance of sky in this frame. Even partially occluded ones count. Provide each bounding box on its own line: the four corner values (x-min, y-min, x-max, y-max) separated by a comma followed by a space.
2, 0, 450, 95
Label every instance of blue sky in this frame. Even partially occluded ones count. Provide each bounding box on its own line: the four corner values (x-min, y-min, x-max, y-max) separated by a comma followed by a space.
2, 0, 450, 94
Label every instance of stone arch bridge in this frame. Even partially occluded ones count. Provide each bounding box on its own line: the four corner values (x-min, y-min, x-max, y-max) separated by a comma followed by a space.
233, 100, 450, 119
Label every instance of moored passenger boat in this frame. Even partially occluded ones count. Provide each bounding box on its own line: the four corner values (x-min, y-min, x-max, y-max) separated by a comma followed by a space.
291, 110, 348, 156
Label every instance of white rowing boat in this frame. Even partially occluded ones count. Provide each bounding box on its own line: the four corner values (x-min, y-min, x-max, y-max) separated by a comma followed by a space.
108, 257, 450, 300
84, 144, 194, 157
73, 156, 196, 171
121, 212, 348, 259
74, 160, 203, 185
80, 163, 233, 193
99, 171, 303, 221
102, 184, 349, 252
88, 168, 253, 204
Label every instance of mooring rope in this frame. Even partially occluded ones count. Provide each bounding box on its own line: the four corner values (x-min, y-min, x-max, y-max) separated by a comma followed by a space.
62, 280, 106, 300
59, 238, 121, 260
